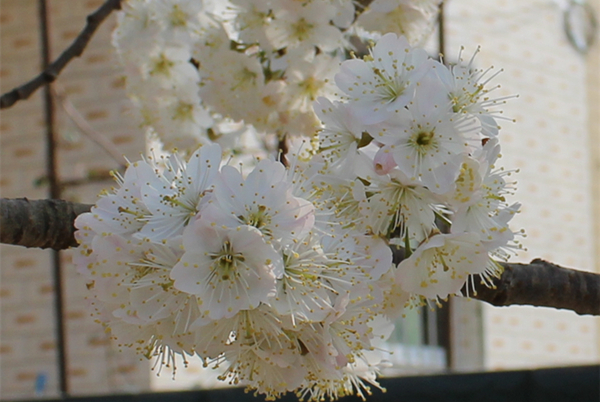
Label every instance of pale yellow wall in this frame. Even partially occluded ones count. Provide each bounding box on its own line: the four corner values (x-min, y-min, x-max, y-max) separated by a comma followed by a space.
446, 0, 600, 369
0, 0, 149, 398
587, 0, 600, 360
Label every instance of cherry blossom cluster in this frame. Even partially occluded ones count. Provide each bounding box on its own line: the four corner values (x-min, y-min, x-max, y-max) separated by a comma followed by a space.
112, 0, 442, 151
75, 142, 406, 400
74, 1, 525, 400
317, 33, 523, 301
74, 32, 522, 391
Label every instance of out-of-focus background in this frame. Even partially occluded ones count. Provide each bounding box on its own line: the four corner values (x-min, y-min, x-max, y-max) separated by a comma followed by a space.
1, 0, 599, 399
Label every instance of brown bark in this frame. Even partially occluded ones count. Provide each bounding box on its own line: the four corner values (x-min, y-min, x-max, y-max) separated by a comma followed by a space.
0, 198, 92, 249
1, 198, 599, 316
471, 259, 600, 316
0, 0, 123, 109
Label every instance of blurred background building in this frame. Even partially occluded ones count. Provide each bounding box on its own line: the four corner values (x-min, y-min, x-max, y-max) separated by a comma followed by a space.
1, 0, 599, 399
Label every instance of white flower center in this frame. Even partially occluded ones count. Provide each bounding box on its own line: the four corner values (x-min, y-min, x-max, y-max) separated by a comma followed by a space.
209, 240, 246, 280
150, 53, 175, 76
170, 5, 188, 27
291, 18, 314, 41
373, 68, 406, 104
240, 205, 272, 236
410, 129, 437, 155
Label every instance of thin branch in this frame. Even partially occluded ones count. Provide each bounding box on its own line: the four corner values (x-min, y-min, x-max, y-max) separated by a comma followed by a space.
1, 198, 599, 316
53, 84, 126, 168
0, 0, 123, 109
59, 169, 118, 189
354, 0, 375, 18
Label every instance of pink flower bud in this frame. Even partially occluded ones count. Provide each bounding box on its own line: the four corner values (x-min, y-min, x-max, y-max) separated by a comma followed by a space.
374, 146, 397, 175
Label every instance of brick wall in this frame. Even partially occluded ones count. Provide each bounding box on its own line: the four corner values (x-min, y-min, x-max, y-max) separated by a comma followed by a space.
0, 0, 149, 398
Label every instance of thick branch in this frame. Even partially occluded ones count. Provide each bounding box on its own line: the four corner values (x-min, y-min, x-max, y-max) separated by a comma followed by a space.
1, 198, 599, 316
0, 198, 92, 249
0, 0, 123, 109
470, 260, 600, 316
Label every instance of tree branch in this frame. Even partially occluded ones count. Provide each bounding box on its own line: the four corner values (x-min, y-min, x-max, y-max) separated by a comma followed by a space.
0, 198, 92, 249
0, 0, 123, 110
1, 198, 598, 316
470, 259, 600, 316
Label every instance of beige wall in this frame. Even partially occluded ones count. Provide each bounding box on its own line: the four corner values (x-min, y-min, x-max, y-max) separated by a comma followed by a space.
446, 0, 600, 370
586, 0, 600, 359
0, 0, 149, 398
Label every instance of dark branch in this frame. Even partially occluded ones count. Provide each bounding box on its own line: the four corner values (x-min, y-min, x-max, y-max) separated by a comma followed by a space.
1, 198, 599, 316
470, 260, 600, 316
0, 198, 92, 249
0, 0, 123, 109
354, 0, 375, 18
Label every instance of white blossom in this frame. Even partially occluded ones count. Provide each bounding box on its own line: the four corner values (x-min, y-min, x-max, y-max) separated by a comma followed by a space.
372, 74, 481, 193
435, 47, 513, 137
266, 1, 344, 52
205, 159, 315, 247
137, 143, 222, 242
354, 154, 441, 241
356, 0, 442, 45
396, 233, 491, 300
171, 219, 281, 320
335, 33, 433, 124
314, 97, 367, 172
83, 162, 153, 236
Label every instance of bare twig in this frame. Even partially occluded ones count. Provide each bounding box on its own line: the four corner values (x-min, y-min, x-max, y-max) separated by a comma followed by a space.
354, 0, 375, 18
1, 197, 599, 316
0, 0, 123, 109
60, 169, 118, 188
53, 84, 126, 168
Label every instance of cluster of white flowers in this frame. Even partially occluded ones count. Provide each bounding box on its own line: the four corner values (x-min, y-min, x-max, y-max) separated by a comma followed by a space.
75, 1, 525, 400
75, 142, 401, 400
319, 34, 523, 302
112, 0, 441, 152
